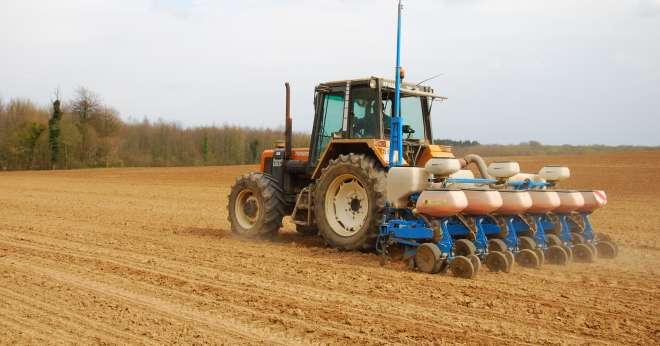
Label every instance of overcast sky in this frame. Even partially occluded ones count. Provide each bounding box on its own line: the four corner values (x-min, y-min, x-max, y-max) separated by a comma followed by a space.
1, 0, 659, 145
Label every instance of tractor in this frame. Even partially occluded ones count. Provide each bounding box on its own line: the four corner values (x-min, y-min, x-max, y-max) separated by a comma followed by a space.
227, 76, 452, 250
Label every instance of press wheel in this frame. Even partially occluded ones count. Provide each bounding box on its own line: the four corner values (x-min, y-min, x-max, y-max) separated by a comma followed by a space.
546, 233, 563, 247
547, 245, 569, 265
571, 232, 585, 244
534, 248, 545, 265
450, 256, 476, 279
585, 242, 598, 257
518, 236, 536, 251
488, 238, 509, 253
596, 241, 618, 259
485, 251, 509, 272
562, 245, 574, 262
516, 249, 541, 269
415, 243, 443, 274
573, 243, 595, 263
468, 254, 481, 274
453, 239, 477, 257
503, 251, 514, 273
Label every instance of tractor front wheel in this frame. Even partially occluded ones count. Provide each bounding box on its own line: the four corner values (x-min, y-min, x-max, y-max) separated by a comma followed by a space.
227, 172, 285, 238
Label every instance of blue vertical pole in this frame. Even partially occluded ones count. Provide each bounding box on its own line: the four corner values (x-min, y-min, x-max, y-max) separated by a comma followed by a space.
389, 0, 404, 167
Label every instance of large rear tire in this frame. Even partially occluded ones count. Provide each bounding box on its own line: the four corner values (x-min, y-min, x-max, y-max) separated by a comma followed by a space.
228, 172, 285, 238
314, 154, 386, 250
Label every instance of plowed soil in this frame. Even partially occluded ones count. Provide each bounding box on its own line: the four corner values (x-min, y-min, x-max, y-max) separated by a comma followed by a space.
1, 151, 659, 345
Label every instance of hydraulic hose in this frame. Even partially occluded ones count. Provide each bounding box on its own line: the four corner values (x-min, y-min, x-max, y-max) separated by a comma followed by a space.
459, 154, 493, 180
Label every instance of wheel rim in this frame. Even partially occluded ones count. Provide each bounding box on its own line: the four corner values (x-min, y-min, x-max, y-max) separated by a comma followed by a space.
325, 173, 369, 237
234, 189, 261, 229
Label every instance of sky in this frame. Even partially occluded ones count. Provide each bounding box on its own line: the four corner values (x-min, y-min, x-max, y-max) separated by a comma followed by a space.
1, 0, 659, 145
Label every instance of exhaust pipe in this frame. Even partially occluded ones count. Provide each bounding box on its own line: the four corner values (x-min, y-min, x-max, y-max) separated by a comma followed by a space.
285, 82, 292, 159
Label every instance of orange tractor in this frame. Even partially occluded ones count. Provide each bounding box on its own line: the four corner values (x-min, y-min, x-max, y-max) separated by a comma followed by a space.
227, 77, 452, 250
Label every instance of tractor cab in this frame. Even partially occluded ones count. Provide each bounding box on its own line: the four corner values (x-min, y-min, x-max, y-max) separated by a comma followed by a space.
309, 77, 448, 170
234, 76, 452, 250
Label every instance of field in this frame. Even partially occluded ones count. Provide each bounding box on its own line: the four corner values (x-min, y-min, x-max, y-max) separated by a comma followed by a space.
1, 151, 659, 345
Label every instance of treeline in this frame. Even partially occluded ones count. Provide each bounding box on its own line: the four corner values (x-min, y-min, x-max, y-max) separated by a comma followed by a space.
434, 138, 481, 147
2, 89, 656, 171
0, 88, 309, 170
449, 141, 658, 158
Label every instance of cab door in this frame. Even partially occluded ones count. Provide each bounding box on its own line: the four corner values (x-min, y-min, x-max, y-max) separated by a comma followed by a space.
310, 92, 345, 163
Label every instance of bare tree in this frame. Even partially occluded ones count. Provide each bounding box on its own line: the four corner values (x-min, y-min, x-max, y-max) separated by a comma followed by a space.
71, 87, 101, 162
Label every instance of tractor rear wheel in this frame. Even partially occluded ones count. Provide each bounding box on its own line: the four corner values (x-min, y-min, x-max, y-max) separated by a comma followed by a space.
228, 172, 285, 238
314, 154, 386, 250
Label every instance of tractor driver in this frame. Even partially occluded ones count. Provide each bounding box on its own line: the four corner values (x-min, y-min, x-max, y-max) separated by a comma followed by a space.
351, 91, 380, 138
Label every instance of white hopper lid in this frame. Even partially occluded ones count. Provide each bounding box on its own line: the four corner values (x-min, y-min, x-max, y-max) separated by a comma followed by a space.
488, 161, 520, 179
539, 166, 570, 182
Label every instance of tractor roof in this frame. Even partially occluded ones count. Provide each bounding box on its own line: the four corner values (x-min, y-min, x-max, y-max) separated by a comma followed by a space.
317, 76, 447, 100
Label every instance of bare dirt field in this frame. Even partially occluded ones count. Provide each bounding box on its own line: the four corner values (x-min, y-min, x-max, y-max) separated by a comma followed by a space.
1, 151, 659, 345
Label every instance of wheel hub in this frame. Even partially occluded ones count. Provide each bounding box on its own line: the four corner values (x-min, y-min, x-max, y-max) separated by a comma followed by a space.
350, 197, 362, 213
243, 199, 258, 217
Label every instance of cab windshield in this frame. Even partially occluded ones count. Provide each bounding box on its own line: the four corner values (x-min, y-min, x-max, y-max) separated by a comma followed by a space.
382, 92, 427, 141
